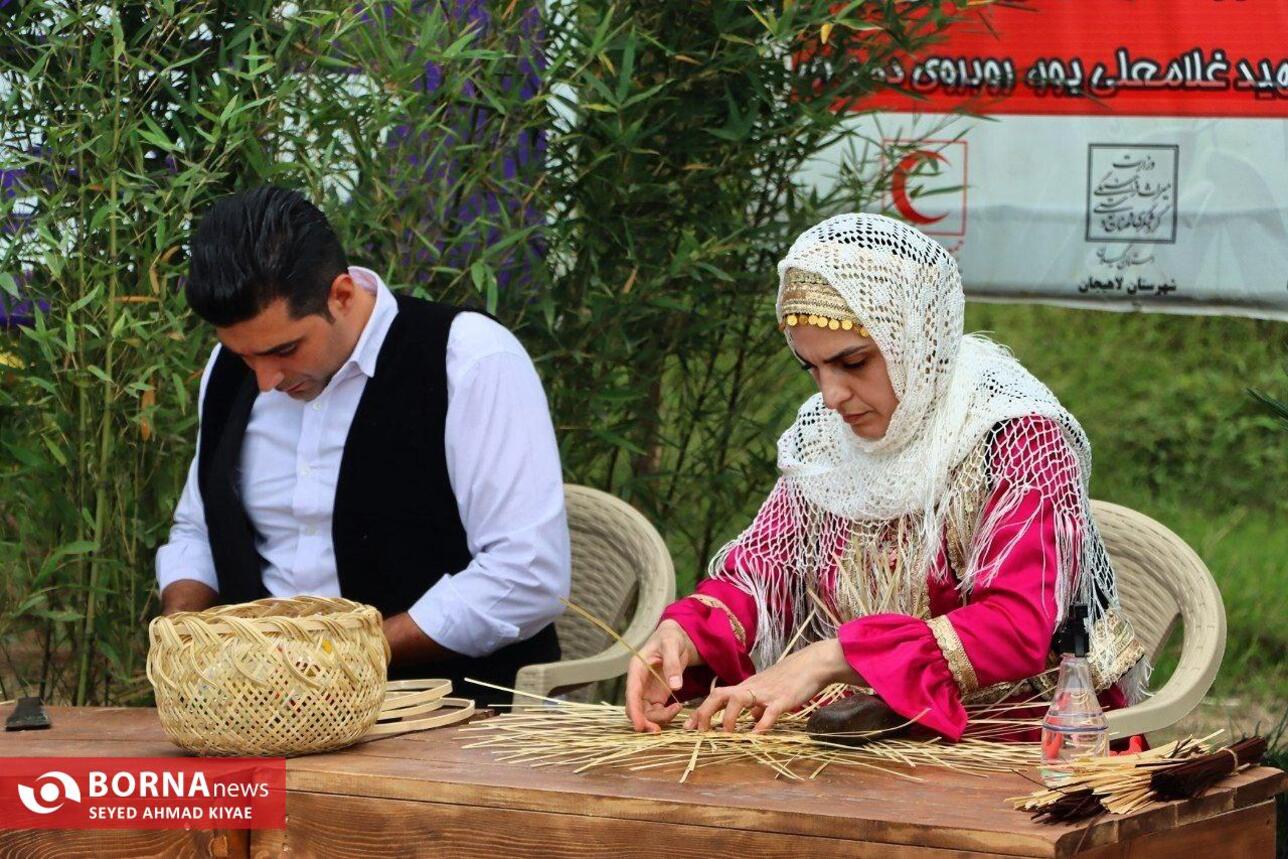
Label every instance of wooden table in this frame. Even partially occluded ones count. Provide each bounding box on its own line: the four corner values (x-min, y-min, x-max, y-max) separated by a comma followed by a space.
0, 707, 1282, 858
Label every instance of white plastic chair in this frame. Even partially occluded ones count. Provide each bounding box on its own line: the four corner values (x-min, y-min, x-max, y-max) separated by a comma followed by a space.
1092, 500, 1227, 738
513, 485, 675, 706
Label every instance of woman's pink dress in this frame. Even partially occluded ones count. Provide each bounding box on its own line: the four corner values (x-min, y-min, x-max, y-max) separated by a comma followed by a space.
660, 417, 1128, 741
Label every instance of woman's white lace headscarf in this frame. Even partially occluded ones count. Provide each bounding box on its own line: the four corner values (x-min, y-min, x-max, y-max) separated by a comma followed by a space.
711, 214, 1145, 701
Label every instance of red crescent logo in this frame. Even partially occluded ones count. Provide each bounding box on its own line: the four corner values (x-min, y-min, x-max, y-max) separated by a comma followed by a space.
891, 150, 949, 225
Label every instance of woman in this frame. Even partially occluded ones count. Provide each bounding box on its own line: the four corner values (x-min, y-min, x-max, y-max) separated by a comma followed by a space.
626, 214, 1147, 739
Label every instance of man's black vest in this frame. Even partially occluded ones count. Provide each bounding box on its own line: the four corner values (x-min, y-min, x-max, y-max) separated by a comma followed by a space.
196, 295, 558, 704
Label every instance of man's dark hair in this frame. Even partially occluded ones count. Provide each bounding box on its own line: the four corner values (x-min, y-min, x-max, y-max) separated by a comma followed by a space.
186, 186, 348, 327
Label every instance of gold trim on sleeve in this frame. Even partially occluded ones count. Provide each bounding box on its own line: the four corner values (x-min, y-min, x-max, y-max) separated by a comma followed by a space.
690, 594, 748, 650
1088, 607, 1147, 690
926, 615, 979, 697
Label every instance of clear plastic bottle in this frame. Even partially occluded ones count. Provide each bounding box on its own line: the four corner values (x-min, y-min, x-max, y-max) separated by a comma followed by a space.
1040, 604, 1108, 786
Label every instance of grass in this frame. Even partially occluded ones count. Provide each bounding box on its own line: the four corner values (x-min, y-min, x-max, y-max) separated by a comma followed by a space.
1139, 502, 1287, 703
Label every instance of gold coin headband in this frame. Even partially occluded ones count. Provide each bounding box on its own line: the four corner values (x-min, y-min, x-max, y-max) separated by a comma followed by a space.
778, 268, 870, 337
781, 313, 869, 336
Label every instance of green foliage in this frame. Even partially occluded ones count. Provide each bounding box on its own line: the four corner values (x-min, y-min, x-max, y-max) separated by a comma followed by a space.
1250, 369, 1288, 432
0, 0, 550, 703
0, 0, 973, 704
538, 0, 965, 580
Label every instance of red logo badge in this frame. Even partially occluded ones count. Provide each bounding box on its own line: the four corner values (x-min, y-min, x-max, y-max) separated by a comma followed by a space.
0, 758, 286, 830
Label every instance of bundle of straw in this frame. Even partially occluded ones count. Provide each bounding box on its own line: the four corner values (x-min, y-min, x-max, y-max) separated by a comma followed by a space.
465, 598, 1042, 784
462, 680, 1041, 784
1008, 734, 1265, 822
1150, 736, 1267, 798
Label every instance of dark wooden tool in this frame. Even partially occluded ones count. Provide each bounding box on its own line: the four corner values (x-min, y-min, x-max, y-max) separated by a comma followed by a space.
5, 696, 51, 731
805, 691, 924, 746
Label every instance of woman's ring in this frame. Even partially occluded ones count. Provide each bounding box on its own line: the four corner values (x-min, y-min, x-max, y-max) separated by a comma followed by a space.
746, 690, 757, 706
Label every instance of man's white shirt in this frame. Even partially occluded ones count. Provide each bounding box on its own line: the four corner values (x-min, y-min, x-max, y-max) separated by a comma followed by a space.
156, 267, 570, 657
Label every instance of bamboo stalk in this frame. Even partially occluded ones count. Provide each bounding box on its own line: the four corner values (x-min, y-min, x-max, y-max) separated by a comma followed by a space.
78, 38, 126, 706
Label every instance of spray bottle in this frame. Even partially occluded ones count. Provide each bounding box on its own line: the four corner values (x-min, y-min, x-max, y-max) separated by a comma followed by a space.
1040, 603, 1108, 786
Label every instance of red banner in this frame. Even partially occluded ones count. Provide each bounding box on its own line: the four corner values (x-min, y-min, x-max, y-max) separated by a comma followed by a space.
0, 758, 286, 830
859, 0, 1288, 118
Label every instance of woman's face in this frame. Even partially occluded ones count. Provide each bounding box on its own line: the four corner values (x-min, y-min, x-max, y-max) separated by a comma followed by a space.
790, 324, 899, 439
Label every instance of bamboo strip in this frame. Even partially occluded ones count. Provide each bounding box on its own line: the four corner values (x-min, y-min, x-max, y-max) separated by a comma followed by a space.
459, 683, 1041, 783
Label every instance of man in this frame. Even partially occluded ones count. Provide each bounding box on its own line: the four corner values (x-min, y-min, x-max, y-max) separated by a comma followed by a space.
156, 186, 569, 705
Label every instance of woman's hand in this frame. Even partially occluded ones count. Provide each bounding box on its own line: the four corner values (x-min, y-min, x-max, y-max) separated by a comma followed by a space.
625, 619, 703, 733
685, 638, 860, 734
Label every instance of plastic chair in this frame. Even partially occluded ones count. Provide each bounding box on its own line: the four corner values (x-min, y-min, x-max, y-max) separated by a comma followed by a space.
1092, 500, 1226, 738
513, 485, 675, 706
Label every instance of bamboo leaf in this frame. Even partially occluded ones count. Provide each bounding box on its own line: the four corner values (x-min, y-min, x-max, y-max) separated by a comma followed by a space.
41, 436, 68, 467
33, 608, 85, 623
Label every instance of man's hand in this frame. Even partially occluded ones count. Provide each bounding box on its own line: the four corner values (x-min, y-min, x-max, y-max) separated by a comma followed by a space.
160, 580, 218, 616
625, 619, 703, 733
382, 612, 453, 666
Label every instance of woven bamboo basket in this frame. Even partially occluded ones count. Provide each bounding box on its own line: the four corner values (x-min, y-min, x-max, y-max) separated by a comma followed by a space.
147, 596, 474, 757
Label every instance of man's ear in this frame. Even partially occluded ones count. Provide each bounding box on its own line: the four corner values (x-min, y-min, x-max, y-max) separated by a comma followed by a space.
327, 272, 357, 317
